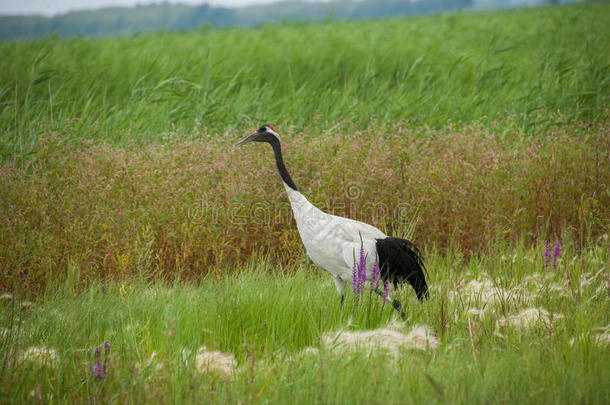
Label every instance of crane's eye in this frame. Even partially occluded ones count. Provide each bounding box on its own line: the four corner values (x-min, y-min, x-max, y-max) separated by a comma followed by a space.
258, 126, 267, 132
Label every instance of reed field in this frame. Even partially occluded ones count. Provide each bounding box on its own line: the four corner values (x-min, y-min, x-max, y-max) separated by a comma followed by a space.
0, 3, 608, 161
0, 3, 609, 404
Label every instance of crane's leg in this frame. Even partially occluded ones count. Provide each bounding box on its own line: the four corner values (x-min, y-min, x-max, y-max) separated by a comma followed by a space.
333, 276, 346, 309
373, 288, 407, 320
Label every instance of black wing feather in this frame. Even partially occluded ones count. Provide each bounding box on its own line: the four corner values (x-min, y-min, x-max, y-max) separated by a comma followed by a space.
376, 237, 429, 301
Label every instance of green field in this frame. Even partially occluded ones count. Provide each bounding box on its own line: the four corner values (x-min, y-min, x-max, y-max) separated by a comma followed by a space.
2, 246, 609, 403
1, 3, 608, 161
1, 3, 609, 404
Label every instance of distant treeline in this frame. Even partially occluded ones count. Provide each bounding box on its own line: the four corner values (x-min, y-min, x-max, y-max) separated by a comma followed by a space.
1, 0, 476, 39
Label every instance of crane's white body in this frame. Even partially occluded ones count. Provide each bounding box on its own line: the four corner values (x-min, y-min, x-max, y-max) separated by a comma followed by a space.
283, 182, 387, 295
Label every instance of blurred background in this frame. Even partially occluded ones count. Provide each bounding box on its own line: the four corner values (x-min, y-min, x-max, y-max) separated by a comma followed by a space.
0, 0, 583, 39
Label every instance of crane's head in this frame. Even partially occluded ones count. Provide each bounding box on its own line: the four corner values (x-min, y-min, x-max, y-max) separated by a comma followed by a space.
236, 124, 280, 146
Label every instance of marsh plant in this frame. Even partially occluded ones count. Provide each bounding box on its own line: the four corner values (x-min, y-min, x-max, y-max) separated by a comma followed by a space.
88, 342, 110, 379
350, 246, 397, 326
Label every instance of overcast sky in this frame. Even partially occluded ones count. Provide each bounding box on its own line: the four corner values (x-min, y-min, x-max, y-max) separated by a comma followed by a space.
0, 0, 283, 16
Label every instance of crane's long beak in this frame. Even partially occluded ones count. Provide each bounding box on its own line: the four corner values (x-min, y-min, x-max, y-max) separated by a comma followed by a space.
236, 132, 258, 146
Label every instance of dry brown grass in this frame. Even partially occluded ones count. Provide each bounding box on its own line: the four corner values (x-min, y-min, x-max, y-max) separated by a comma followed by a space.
1, 119, 608, 292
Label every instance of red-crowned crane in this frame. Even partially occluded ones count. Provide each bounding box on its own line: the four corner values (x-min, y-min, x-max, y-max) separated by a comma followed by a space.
238, 125, 429, 316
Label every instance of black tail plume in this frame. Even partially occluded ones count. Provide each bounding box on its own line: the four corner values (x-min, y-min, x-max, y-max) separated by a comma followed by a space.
376, 237, 429, 301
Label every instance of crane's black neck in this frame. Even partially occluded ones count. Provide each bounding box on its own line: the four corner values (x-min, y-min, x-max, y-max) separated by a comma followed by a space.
269, 138, 298, 191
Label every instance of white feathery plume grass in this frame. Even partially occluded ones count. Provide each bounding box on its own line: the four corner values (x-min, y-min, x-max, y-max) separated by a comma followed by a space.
299, 346, 320, 356
466, 307, 488, 319
593, 325, 610, 346
522, 272, 570, 298
192, 346, 237, 377
320, 320, 439, 357
19, 347, 59, 367
460, 279, 509, 306
403, 325, 441, 351
135, 351, 164, 373
0, 327, 11, 339
497, 308, 563, 330
568, 326, 610, 347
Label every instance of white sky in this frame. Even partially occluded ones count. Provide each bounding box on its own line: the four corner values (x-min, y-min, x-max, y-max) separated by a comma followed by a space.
0, 0, 283, 16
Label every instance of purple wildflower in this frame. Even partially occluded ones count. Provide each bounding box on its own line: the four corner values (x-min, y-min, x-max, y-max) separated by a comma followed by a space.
358, 246, 367, 290
352, 246, 368, 297
89, 343, 110, 379
351, 264, 361, 296
553, 241, 561, 268
543, 244, 550, 267
382, 279, 390, 302
89, 359, 106, 379
371, 260, 380, 290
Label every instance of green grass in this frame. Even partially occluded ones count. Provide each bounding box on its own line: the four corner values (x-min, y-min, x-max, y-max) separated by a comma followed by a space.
1, 3, 609, 161
1, 243, 608, 403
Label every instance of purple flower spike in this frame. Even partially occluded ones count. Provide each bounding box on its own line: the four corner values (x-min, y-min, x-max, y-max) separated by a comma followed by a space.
553, 241, 561, 268
382, 279, 390, 302
89, 359, 106, 378
89, 342, 110, 379
543, 244, 550, 267
352, 245, 368, 297
371, 260, 380, 290
352, 264, 361, 297
358, 247, 367, 288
